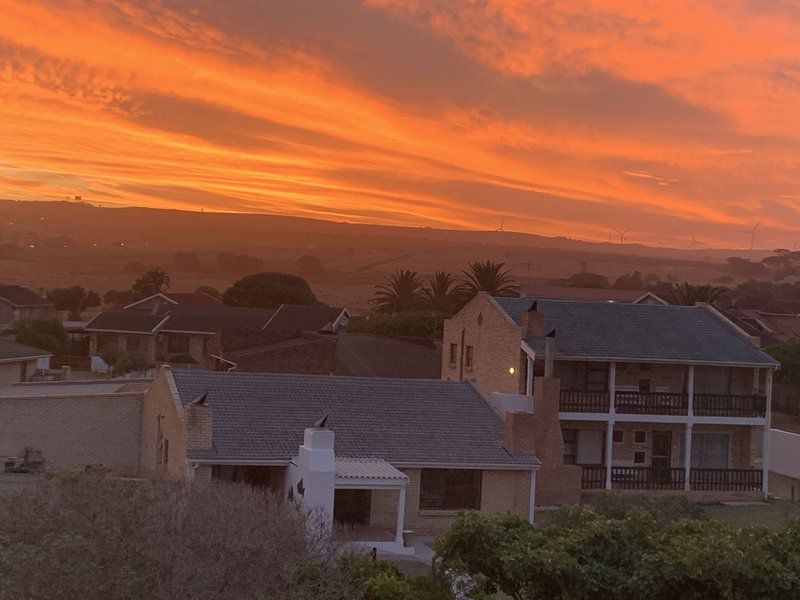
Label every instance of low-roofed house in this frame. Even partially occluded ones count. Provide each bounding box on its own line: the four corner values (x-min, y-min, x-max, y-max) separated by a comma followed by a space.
0, 339, 52, 385
263, 304, 350, 333
443, 292, 778, 503
0, 285, 55, 329
140, 368, 540, 552
123, 291, 222, 312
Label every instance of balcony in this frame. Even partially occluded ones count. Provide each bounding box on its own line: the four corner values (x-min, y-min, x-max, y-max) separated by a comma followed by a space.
580, 466, 763, 492
560, 390, 766, 418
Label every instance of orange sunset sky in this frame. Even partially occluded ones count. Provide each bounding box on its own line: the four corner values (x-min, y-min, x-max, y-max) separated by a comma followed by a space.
2, 1, 800, 249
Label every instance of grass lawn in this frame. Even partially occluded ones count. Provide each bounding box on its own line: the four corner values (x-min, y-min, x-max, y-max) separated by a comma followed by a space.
704, 500, 800, 529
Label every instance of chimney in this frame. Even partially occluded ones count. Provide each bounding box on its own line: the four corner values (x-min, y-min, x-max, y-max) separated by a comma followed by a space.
544, 329, 556, 377
521, 300, 545, 337
296, 419, 336, 528
186, 393, 212, 449
503, 411, 537, 455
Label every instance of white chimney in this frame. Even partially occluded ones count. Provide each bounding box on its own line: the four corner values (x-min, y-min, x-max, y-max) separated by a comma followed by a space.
297, 424, 336, 528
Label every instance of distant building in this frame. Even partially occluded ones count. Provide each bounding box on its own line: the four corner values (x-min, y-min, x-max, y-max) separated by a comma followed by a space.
442, 293, 778, 503
520, 284, 666, 305
0, 285, 55, 330
0, 339, 51, 385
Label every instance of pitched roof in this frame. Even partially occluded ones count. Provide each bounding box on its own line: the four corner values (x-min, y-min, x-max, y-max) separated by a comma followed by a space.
0, 285, 51, 307
336, 333, 441, 379
263, 304, 347, 333
124, 292, 221, 309
84, 310, 167, 333
160, 306, 274, 333
520, 284, 665, 304
494, 297, 777, 367
171, 370, 536, 468
0, 338, 51, 360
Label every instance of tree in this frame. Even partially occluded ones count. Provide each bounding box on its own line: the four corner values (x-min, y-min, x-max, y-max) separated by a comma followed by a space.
459, 260, 519, 298
47, 286, 101, 320
421, 271, 463, 315
132, 267, 170, 297
668, 282, 727, 306
15, 319, 68, 353
296, 255, 324, 275
223, 272, 320, 308
103, 289, 138, 308
348, 310, 446, 338
724, 256, 769, 280
372, 270, 425, 313
195, 285, 221, 300
549, 271, 610, 289
613, 271, 646, 290
172, 252, 202, 271
768, 339, 800, 415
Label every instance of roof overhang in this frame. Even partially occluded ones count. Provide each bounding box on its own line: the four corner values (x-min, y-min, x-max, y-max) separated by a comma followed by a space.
123, 293, 177, 310
186, 458, 540, 470
0, 354, 51, 363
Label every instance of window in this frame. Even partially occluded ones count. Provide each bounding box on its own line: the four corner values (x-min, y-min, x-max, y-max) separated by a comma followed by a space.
465, 345, 474, 369
563, 429, 578, 465
420, 469, 482, 511
634, 430, 647, 444
633, 450, 646, 464
612, 429, 624, 444
449, 343, 458, 365
168, 334, 190, 355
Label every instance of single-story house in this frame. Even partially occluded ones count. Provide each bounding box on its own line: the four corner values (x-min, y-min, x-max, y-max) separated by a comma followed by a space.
0, 339, 52, 385
0, 285, 56, 330
140, 368, 540, 554
123, 291, 222, 312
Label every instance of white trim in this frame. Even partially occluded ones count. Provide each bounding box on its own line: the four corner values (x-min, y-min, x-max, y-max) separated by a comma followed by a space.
189, 458, 541, 471
559, 412, 768, 426
261, 304, 283, 329
123, 292, 178, 310
0, 354, 51, 363
528, 468, 537, 524
633, 292, 668, 305
335, 478, 407, 489
327, 308, 351, 332
763, 369, 773, 498
159, 329, 216, 335
85, 314, 171, 336
395, 487, 406, 544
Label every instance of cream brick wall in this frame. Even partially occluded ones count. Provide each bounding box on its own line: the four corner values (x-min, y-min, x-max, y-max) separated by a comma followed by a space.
140, 369, 187, 479
0, 392, 143, 472
368, 467, 532, 535
442, 294, 524, 394
0, 360, 37, 386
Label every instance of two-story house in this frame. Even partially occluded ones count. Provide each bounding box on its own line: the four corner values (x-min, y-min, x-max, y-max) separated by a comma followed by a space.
442, 293, 779, 501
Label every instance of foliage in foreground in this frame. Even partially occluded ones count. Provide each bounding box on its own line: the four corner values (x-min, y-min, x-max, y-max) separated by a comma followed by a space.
0, 472, 443, 600
435, 507, 800, 600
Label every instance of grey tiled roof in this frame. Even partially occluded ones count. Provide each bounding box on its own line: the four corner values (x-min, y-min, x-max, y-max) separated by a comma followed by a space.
172, 370, 536, 468
84, 311, 165, 333
263, 305, 345, 333
495, 297, 777, 366
335, 333, 441, 379
161, 306, 274, 333
0, 285, 51, 307
0, 338, 51, 360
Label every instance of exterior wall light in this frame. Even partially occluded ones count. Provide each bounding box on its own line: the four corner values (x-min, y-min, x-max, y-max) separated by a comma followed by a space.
509, 367, 516, 375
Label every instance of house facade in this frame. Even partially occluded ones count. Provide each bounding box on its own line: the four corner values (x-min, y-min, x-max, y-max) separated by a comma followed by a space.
0, 339, 52, 385
140, 368, 540, 553
0, 285, 56, 330
442, 293, 778, 501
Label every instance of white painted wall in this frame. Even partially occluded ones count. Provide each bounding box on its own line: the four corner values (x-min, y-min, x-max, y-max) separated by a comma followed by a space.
770, 429, 800, 479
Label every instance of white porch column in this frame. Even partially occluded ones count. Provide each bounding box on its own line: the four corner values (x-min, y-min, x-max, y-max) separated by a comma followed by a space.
606, 362, 616, 490
684, 365, 694, 491
395, 487, 406, 544
528, 469, 537, 524
526, 355, 534, 396
763, 368, 773, 499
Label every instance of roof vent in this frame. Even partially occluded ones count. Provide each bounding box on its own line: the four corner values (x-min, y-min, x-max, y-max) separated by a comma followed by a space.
190, 392, 208, 406
312, 414, 328, 428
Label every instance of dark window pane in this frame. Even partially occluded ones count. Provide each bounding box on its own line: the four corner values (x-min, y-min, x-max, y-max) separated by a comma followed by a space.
420, 469, 481, 510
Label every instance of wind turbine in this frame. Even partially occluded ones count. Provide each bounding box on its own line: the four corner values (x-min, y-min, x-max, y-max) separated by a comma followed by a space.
785, 234, 800, 251
688, 235, 707, 250
611, 227, 631, 244
496, 218, 505, 232
743, 220, 761, 251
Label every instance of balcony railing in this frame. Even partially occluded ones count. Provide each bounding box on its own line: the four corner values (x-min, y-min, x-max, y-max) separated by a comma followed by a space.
580, 466, 763, 492
693, 394, 766, 418
560, 390, 610, 413
560, 390, 767, 418
616, 391, 688, 415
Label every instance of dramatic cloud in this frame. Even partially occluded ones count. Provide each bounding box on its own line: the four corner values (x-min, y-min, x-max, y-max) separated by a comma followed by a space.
1, 0, 800, 247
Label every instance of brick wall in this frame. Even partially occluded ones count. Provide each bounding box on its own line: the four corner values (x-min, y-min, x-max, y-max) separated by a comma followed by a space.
140, 368, 187, 479
368, 467, 532, 535
0, 360, 37, 386
442, 294, 523, 394
0, 392, 143, 472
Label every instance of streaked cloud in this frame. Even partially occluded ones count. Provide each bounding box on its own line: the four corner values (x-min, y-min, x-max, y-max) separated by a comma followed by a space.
0, 0, 799, 247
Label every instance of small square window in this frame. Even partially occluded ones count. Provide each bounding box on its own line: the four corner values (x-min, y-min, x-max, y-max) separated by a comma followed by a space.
634, 431, 647, 444
612, 429, 624, 444
633, 450, 646, 464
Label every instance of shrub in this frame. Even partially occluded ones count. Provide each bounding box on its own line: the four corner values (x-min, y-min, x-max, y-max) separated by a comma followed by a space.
15, 318, 68, 353
223, 272, 321, 308
349, 311, 446, 338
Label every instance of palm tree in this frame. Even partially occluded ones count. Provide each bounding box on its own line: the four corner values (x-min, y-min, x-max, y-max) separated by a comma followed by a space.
459, 260, 520, 298
372, 270, 425, 313
669, 282, 727, 306
132, 267, 171, 297
422, 271, 463, 315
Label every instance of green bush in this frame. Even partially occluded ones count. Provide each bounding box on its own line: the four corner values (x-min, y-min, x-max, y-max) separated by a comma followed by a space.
349, 311, 447, 338
553, 491, 706, 529
15, 318, 68, 353
223, 272, 321, 308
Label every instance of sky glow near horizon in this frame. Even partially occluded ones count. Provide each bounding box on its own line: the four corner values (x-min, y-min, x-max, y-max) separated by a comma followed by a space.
2, 0, 800, 248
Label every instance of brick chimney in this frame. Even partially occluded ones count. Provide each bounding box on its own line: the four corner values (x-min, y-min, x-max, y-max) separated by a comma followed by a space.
520, 300, 546, 337
186, 393, 212, 449
503, 411, 537, 454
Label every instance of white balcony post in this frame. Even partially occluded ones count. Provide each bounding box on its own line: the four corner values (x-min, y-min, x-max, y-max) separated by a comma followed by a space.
684, 365, 694, 491
395, 486, 406, 545
526, 355, 534, 396
606, 362, 616, 489
762, 368, 773, 499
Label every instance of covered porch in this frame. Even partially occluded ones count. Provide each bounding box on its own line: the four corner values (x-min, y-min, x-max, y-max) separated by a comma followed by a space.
332, 458, 413, 556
